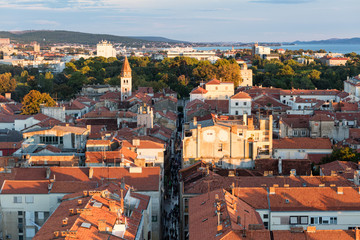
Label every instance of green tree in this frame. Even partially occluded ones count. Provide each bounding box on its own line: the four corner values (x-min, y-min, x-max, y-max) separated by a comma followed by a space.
0, 72, 17, 94
321, 147, 360, 164
21, 90, 56, 115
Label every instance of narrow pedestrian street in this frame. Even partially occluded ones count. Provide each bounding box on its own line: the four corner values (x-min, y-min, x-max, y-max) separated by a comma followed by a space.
162, 151, 181, 240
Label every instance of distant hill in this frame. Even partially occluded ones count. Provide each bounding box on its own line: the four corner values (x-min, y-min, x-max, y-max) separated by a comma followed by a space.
0, 30, 185, 45
292, 37, 360, 45
130, 36, 187, 43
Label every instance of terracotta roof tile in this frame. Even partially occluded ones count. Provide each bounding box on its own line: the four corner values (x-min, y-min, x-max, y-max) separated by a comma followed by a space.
190, 86, 208, 94
231, 91, 251, 99
273, 137, 332, 149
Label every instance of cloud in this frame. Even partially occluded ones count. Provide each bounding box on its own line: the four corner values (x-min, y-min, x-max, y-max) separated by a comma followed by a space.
250, 0, 313, 4
32, 20, 60, 26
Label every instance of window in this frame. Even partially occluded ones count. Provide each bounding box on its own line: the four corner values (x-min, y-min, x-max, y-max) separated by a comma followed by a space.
152, 216, 158, 222
290, 216, 298, 224
13, 196, 22, 203
263, 214, 268, 219
243, 102, 247, 106
301, 130, 306, 136
235, 111, 239, 115
330, 217, 337, 224
18, 211, 23, 216
264, 222, 268, 229
300, 216, 308, 224
311, 216, 337, 225
40, 136, 61, 145
235, 102, 239, 106
293, 130, 298, 136
218, 144, 223, 152
25, 196, 34, 204
290, 216, 308, 225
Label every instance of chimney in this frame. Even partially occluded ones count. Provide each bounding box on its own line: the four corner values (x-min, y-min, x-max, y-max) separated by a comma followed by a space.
247, 117, 254, 130
109, 200, 117, 212
98, 219, 106, 232
307, 226, 316, 233
46, 167, 51, 179
5, 93, 11, 100
66, 123, 69, 127
337, 187, 343, 195
120, 189, 124, 214
87, 125, 92, 132
243, 114, 247, 126
331, 170, 337, 176
290, 169, 296, 176
83, 190, 88, 197
69, 208, 75, 215
237, 216, 241, 225
278, 157, 282, 175
89, 168, 94, 179
78, 199, 82, 205
269, 187, 275, 195
217, 210, 222, 234
356, 227, 360, 240
232, 182, 235, 196
193, 117, 197, 126
62, 217, 68, 227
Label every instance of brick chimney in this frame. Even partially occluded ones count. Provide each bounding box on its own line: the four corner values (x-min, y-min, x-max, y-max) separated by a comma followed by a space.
5, 93, 11, 100
248, 117, 254, 130
193, 117, 197, 126
62, 217, 68, 227
120, 189, 124, 213
98, 219, 106, 232
307, 226, 316, 233
109, 200, 117, 212
89, 168, 94, 179
243, 114, 247, 126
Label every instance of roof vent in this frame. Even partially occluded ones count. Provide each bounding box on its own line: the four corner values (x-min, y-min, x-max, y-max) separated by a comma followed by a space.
62, 217, 68, 227
285, 199, 290, 204
80, 222, 91, 229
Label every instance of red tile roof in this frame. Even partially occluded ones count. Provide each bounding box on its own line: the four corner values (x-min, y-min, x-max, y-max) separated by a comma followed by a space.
190, 86, 208, 94
280, 116, 309, 129
205, 78, 221, 85
204, 100, 229, 114
231, 91, 251, 99
269, 187, 360, 211
310, 114, 334, 121
189, 189, 264, 240
307, 153, 330, 164
34, 183, 149, 240
273, 137, 332, 149
280, 89, 340, 96
320, 161, 358, 179
1, 180, 49, 194
273, 230, 357, 240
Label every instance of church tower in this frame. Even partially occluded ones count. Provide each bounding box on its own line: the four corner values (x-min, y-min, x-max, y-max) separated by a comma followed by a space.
120, 56, 132, 100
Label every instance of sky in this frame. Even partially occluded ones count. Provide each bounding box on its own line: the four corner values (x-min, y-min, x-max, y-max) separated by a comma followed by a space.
0, 0, 359, 42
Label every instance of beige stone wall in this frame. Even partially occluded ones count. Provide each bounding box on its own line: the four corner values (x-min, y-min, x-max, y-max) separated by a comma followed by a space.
182, 116, 272, 168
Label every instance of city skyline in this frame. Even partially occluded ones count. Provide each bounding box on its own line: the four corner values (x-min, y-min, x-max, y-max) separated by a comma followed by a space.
0, 0, 359, 42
